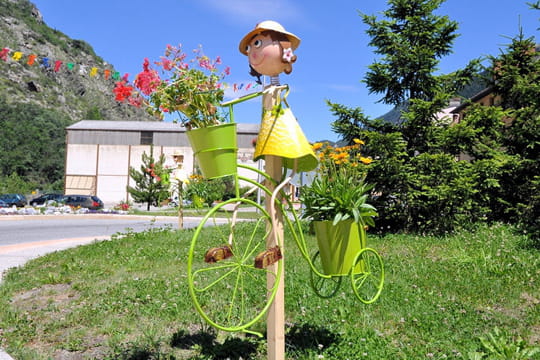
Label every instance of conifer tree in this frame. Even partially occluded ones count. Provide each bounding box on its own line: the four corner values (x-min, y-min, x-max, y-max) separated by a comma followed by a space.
127, 146, 170, 211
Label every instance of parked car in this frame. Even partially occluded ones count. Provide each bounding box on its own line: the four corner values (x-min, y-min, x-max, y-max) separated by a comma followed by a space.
0, 199, 9, 208
0, 193, 27, 207
61, 195, 104, 210
30, 193, 65, 206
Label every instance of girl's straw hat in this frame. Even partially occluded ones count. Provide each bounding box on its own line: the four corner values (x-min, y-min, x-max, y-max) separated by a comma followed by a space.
239, 20, 301, 55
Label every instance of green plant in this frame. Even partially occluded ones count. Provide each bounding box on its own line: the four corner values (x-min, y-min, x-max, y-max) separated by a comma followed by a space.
113, 44, 230, 130
300, 141, 377, 226
127, 146, 171, 211
468, 327, 540, 359
0, 96, 70, 188
185, 173, 208, 209
185, 174, 226, 208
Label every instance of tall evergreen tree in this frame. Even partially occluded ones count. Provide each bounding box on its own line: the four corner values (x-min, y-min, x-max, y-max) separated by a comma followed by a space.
327, 0, 539, 236
328, 0, 483, 234
359, 0, 480, 153
127, 147, 171, 211
361, 0, 459, 105
486, 30, 540, 241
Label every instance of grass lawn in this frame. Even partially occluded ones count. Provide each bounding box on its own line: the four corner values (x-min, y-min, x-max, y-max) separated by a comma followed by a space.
0, 223, 538, 359
131, 206, 263, 220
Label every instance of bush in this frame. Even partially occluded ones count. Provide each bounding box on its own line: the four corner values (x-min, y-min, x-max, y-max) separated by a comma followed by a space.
185, 175, 226, 208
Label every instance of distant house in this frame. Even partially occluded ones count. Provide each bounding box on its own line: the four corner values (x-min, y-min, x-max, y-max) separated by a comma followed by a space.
450, 86, 503, 124
65, 120, 260, 205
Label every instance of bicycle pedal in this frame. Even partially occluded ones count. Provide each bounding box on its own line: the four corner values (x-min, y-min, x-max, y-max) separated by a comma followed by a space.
204, 245, 233, 263
254, 246, 282, 269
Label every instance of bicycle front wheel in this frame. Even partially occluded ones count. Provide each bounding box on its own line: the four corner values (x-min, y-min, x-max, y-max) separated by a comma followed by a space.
187, 198, 282, 334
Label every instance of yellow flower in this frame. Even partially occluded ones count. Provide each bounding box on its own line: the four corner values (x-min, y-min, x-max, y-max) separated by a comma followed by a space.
359, 156, 373, 164
353, 138, 365, 145
312, 142, 323, 151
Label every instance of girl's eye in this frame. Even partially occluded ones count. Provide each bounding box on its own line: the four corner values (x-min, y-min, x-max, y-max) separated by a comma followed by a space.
253, 39, 262, 48
245, 45, 251, 53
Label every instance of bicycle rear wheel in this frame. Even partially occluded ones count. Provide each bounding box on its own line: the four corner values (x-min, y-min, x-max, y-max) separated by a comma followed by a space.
187, 198, 282, 334
309, 251, 342, 298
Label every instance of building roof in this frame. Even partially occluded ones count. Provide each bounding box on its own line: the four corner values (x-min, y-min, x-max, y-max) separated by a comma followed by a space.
67, 120, 259, 134
450, 86, 494, 114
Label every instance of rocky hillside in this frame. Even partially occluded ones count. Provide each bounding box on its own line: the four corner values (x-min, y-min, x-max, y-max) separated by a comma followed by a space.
0, 0, 154, 122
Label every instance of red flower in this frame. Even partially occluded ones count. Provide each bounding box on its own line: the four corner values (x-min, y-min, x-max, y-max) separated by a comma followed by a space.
134, 58, 161, 96
113, 81, 134, 102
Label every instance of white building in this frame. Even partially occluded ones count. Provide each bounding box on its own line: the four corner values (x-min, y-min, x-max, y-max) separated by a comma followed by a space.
65, 120, 260, 206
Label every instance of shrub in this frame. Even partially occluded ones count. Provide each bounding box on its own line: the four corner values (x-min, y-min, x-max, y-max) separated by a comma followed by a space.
185, 175, 226, 208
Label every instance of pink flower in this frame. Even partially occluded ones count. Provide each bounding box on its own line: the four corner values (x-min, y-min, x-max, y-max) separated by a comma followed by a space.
198, 56, 213, 71
134, 58, 161, 95
128, 96, 143, 107
160, 57, 173, 71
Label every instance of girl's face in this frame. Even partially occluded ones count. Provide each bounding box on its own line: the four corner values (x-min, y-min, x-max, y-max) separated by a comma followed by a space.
246, 33, 288, 76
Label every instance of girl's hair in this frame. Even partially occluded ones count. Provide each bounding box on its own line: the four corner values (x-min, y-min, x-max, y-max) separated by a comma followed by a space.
248, 30, 297, 83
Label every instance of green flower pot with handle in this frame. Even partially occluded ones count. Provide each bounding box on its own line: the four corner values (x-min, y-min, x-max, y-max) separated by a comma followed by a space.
186, 123, 238, 179
313, 219, 366, 276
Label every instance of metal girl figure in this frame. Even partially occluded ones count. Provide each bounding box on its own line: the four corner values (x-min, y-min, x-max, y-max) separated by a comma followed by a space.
239, 20, 317, 173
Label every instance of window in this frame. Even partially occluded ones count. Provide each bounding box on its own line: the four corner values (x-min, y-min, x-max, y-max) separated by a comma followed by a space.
141, 131, 153, 145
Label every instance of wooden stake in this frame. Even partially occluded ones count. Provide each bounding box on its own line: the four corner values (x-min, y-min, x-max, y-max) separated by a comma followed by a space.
177, 185, 184, 229
263, 86, 285, 360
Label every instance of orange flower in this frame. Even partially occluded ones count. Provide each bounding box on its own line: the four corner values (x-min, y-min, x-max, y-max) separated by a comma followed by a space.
359, 156, 373, 164
312, 142, 323, 151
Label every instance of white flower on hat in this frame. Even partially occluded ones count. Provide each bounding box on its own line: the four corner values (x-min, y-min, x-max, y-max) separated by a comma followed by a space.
282, 48, 294, 63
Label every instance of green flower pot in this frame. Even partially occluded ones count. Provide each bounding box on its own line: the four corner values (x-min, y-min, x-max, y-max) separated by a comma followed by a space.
186, 123, 238, 179
313, 220, 366, 276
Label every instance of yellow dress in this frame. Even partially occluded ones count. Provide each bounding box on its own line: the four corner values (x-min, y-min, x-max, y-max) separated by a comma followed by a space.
254, 89, 318, 172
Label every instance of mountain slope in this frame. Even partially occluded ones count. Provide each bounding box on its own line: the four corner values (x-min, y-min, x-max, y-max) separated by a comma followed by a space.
0, 0, 153, 122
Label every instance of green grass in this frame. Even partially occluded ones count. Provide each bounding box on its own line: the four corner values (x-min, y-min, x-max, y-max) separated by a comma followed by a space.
131, 206, 262, 219
0, 223, 539, 359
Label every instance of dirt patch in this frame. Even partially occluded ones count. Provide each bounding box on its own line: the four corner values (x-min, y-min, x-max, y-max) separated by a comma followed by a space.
11, 283, 80, 313
520, 292, 540, 307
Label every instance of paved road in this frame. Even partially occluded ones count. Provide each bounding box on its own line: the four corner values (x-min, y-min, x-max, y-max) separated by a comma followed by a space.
0, 215, 196, 246
0, 215, 204, 278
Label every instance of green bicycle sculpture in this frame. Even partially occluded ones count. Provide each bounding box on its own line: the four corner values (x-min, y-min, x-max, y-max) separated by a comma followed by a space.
186, 91, 384, 336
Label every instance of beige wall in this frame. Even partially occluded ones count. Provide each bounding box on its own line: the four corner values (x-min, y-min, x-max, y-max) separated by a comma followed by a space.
65, 143, 258, 206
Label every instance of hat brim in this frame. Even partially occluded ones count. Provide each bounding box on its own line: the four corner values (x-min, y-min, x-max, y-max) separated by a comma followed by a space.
239, 26, 300, 55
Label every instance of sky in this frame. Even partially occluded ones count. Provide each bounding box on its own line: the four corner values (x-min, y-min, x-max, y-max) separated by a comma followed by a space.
28, 0, 539, 142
